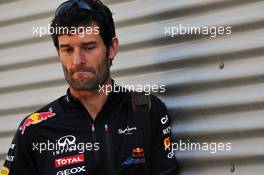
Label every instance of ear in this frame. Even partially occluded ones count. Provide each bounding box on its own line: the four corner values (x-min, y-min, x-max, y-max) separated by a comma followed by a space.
108, 37, 119, 61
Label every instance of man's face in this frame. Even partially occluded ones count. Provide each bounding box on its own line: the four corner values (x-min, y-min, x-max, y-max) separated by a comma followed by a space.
58, 25, 111, 91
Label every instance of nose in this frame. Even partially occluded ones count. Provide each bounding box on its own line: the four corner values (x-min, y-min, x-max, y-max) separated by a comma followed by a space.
73, 48, 85, 65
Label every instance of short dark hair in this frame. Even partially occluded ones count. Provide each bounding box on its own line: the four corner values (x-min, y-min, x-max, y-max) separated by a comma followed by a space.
50, 0, 116, 50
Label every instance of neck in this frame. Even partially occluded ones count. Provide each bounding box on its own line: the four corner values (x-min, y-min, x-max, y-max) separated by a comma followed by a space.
69, 77, 112, 120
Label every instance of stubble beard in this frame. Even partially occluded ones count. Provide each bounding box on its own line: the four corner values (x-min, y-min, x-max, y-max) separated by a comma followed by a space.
63, 57, 110, 91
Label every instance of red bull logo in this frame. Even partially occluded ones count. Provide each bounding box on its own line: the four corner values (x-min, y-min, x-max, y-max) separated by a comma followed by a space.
19, 107, 56, 135
132, 147, 144, 158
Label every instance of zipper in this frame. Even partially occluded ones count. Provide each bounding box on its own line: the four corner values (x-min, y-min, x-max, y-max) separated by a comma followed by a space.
91, 123, 100, 166
104, 124, 115, 175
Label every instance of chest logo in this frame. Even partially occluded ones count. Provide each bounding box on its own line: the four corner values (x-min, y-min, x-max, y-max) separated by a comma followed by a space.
118, 126, 137, 135
19, 107, 56, 135
55, 154, 85, 168
58, 135, 76, 147
132, 147, 144, 158
0, 166, 9, 175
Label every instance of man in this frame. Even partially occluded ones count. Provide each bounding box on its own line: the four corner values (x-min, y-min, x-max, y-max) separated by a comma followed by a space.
1, 0, 178, 174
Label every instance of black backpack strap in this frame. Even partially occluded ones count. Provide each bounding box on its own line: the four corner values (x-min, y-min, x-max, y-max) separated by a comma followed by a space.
131, 92, 152, 175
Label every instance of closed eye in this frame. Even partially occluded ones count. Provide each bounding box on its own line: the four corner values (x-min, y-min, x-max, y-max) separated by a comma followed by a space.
62, 48, 73, 53
84, 46, 95, 51
82, 41, 97, 52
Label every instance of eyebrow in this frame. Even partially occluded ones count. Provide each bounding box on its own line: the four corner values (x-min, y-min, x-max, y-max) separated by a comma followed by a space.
82, 41, 97, 47
59, 41, 97, 49
59, 44, 71, 49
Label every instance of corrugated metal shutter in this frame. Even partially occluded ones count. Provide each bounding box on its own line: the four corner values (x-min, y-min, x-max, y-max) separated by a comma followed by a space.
0, 0, 264, 174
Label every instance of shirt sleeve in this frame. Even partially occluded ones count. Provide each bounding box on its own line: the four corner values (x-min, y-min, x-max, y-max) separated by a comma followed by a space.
1, 122, 38, 175
149, 95, 179, 175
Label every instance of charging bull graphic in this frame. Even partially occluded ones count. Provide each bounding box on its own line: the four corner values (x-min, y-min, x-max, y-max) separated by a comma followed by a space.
19, 107, 56, 135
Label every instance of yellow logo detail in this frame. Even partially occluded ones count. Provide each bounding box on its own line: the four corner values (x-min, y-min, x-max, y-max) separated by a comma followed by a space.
0, 166, 10, 175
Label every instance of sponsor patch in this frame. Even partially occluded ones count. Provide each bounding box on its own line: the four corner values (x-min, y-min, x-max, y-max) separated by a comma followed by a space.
121, 157, 145, 167
161, 115, 168, 125
5, 155, 15, 162
132, 147, 144, 158
19, 107, 56, 135
164, 137, 171, 151
163, 126, 171, 135
118, 126, 137, 135
56, 166, 86, 175
0, 166, 9, 175
55, 154, 85, 168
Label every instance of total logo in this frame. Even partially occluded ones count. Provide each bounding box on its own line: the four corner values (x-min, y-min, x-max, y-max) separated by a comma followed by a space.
56, 166, 86, 175
19, 107, 56, 135
55, 154, 85, 168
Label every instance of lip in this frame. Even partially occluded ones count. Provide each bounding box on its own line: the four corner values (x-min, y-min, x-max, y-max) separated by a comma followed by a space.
72, 72, 94, 79
74, 71, 93, 75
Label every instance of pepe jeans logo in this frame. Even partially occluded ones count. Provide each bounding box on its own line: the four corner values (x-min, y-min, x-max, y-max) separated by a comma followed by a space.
118, 126, 137, 135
